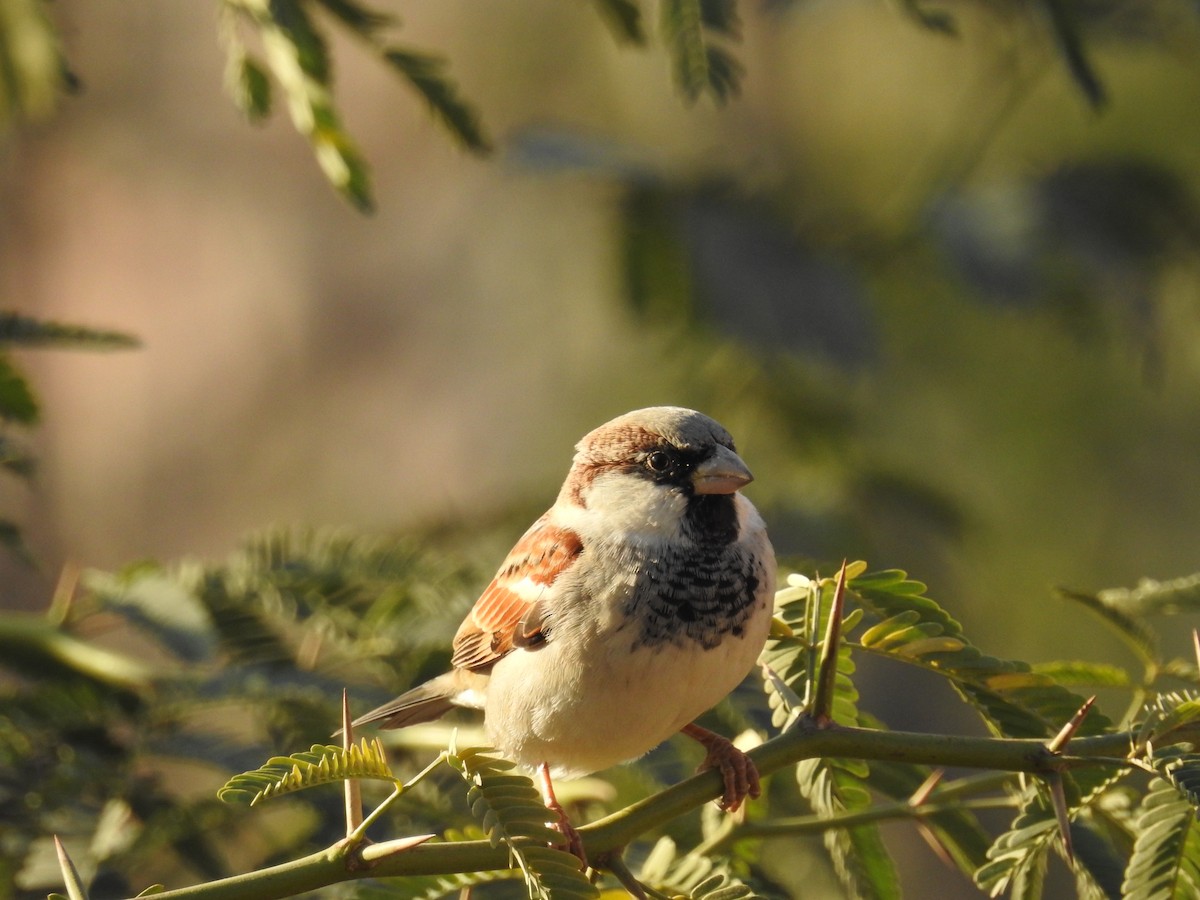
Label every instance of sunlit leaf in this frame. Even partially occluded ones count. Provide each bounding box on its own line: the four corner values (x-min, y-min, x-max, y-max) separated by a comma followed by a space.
217, 739, 396, 805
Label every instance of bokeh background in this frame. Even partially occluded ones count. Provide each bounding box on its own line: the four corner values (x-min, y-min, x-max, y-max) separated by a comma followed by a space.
4, 1, 1200, 897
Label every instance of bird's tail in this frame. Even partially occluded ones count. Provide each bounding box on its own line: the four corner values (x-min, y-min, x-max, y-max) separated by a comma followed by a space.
349, 673, 462, 730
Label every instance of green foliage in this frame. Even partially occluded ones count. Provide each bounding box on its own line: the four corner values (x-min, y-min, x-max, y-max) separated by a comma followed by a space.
218, 739, 396, 805
1121, 776, 1200, 899
591, 0, 646, 43
852, 569, 1113, 740
446, 747, 599, 900
0, 526, 489, 895
638, 836, 764, 899
217, 0, 489, 210
11, 536, 1200, 898
759, 564, 1200, 899
0, 313, 138, 562
659, 0, 743, 103
0, 0, 75, 125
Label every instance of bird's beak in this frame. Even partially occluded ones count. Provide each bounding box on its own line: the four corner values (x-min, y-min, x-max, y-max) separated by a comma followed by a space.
691, 445, 754, 495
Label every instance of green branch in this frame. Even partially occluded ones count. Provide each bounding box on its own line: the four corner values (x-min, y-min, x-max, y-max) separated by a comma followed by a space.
139, 716, 1179, 900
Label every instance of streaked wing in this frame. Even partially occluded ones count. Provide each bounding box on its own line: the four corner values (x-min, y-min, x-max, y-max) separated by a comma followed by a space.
450, 514, 583, 671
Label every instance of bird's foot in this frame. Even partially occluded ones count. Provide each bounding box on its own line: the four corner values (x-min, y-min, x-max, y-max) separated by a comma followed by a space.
537, 763, 588, 869
681, 722, 761, 812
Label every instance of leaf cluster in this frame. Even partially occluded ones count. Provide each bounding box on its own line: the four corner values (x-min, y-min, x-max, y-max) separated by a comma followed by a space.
12, 531, 1200, 899
0, 313, 137, 560
756, 565, 1200, 899
0, 526, 490, 896
217, 0, 490, 211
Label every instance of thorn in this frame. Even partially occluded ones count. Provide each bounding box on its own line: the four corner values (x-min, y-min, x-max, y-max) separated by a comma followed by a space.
811, 560, 849, 725
1048, 696, 1096, 754
54, 836, 89, 900
343, 689, 363, 837
47, 562, 81, 626
907, 769, 945, 807
357, 833, 437, 866
914, 820, 957, 870
1192, 629, 1200, 677
1047, 774, 1075, 865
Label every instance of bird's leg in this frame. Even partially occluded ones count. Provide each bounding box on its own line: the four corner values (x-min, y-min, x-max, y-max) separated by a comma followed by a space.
680, 722, 761, 812
536, 762, 587, 869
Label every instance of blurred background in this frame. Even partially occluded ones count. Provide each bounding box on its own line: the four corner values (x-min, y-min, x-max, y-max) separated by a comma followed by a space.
3, 0, 1200, 896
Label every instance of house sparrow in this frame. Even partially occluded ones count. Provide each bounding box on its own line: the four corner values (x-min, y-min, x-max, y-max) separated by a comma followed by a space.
353, 407, 775, 856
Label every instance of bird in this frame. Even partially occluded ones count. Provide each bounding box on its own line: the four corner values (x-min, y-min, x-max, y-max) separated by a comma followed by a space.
351, 406, 776, 860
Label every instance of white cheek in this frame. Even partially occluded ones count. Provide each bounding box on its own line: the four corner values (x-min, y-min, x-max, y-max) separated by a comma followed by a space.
576, 471, 687, 538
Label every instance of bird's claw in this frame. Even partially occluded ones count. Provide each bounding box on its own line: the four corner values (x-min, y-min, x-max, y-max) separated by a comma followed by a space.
684, 723, 761, 812
549, 808, 588, 870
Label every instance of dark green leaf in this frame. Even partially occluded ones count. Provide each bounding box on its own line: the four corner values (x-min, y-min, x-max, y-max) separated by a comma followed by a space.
1041, 0, 1106, 109
700, 0, 740, 38
0, 313, 138, 349
0, 355, 38, 423
1059, 588, 1159, 669
313, 0, 394, 35
1070, 819, 1127, 900
975, 804, 1057, 897
703, 44, 742, 102
660, 0, 743, 103
265, 0, 331, 81
230, 53, 273, 121
1121, 777, 1200, 898
382, 48, 491, 153
592, 0, 645, 43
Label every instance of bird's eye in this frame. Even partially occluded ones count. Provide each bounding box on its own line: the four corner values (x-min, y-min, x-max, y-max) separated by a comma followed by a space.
645, 450, 672, 473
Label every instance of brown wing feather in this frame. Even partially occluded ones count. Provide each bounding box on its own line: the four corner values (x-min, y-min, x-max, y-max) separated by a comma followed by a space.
450, 515, 583, 672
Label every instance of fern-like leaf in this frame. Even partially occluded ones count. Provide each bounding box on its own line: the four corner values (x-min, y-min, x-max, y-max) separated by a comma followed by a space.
798, 756, 901, 900
222, 0, 372, 209
1121, 776, 1200, 899
853, 571, 1114, 740
637, 836, 765, 899
1097, 573, 1200, 618
659, 0, 743, 103
1058, 587, 1159, 670
974, 800, 1058, 897
1031, 661, 1132, 689
313, 0, 394, 33
446, 747, 598, 900
218, 738, 396, 805
381, 49, 490, 152
349, 868, 512, 900
1146, 744, 1200, 809
87, 566, 218, 663
0, 313, 138, 349
764, 573, 899, 898
592, 0, 645, 43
